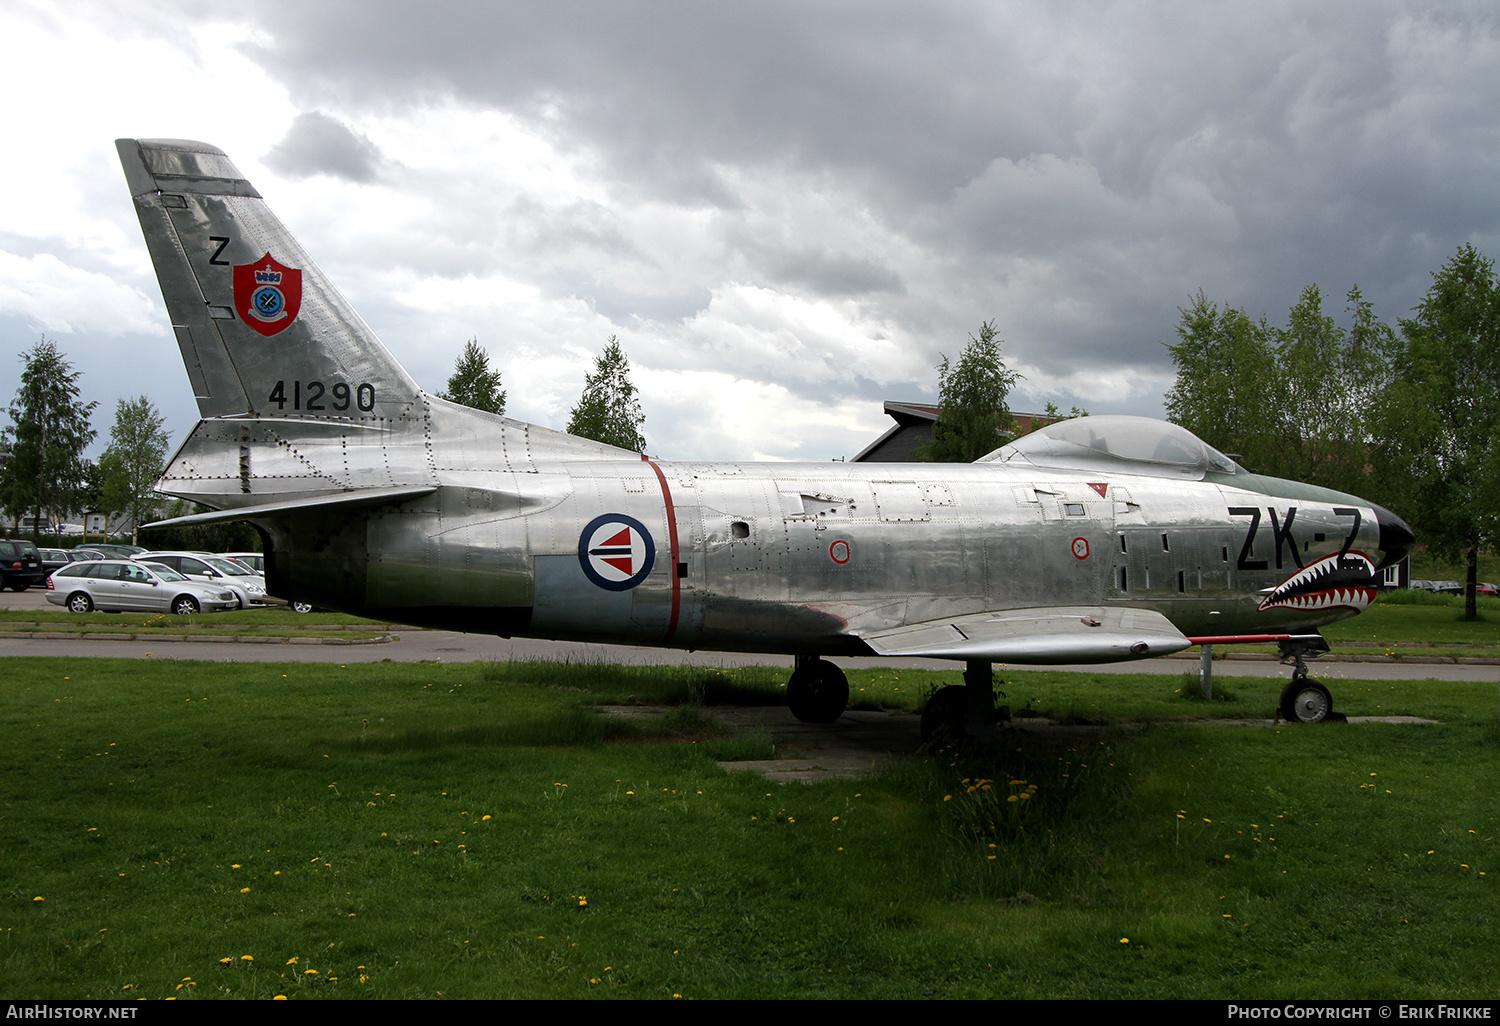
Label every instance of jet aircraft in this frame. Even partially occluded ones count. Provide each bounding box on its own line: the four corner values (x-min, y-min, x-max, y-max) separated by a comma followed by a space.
117, 138, 1414, 730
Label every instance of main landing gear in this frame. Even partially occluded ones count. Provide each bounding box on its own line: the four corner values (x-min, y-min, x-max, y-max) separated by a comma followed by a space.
787, 656, 850, 723
919, 660, 1010, 742
1277, 635, 1345, 724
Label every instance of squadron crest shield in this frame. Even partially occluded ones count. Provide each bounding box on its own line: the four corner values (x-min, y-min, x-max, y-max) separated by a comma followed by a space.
233, 253, 303, 337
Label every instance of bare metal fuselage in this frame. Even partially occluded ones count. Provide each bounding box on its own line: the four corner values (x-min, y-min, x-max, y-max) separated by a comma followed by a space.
158, 404, 1387, 659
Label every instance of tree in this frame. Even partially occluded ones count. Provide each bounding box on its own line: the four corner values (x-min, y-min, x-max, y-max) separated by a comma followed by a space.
566, 336, 646, 452
1163, 291, 1283, 473
913, 320, 1021, 463
99, 396, 171, 545
439, 338, 507, 414
1271, 285, 1396, 495
1371, 245, 1500, 620
0, 338, 96, 538
1163, 286, 1398, 490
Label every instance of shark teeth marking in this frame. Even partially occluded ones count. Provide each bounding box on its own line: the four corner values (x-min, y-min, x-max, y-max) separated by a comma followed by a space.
1259, 551, 1378, 613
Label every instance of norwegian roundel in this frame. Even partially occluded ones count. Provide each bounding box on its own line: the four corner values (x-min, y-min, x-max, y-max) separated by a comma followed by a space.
578, 514, 656, 591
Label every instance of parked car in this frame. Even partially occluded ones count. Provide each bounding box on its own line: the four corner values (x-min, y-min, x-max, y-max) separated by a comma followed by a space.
220, 551, 263, 574
71, 544, 143, 559
37, 548, 78, 575
0, 539, 47, 591
137, 551, 274, 609
46, 560, 238, 614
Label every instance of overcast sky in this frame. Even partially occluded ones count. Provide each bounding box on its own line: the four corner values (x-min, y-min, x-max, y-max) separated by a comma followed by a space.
3, 0, 1498, 463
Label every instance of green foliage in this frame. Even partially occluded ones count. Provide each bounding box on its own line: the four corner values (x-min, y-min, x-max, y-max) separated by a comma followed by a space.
1164, 286, 1396, 494
1043, 400, 1090, 420
913, 320, 1020, 462
566, 336, 646, 451
1371, 245, 1500, 619
99, 396, 170, 544
1274, 285, 1397, 495
439, 338, 507, 414
1163, 290, 1278, 470
0, 337, 96, 536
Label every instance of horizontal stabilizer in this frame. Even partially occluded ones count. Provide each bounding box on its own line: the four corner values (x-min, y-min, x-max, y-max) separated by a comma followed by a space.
860, 606, 1192, 663
143, 486, 438, 529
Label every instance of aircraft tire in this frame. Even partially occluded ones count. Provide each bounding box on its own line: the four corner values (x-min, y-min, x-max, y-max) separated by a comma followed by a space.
921, 685, 968, 742
787, 659, 848, 723
1279, 678, 1333, 723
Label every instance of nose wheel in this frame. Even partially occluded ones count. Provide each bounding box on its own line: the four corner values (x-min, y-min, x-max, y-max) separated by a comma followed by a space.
1277, 635, 1344, 724
1279, 674, 1333, 723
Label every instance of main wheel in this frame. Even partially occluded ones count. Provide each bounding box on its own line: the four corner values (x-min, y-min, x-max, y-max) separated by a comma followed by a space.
921, 685, 969, 742
172, 595, 201, 616
787, 658, 849, 723
67, 592, 94, 613
1280, 677, 1333, 723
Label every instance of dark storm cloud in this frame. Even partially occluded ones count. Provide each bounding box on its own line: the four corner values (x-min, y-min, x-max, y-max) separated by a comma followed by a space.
265, 111, 388, 182
127, 0, 1500, 419
767, 248, 905, 297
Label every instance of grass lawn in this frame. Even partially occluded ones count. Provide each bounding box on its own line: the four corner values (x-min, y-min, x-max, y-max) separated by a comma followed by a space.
1, 657, 1495, 1000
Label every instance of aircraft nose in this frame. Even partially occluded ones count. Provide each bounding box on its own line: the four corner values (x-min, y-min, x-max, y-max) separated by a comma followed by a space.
1372, 504, 1415, 569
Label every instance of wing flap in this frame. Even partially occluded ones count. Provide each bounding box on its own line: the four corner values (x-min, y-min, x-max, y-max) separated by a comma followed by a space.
143, 486, 438, 529
860, 606, 1192, 663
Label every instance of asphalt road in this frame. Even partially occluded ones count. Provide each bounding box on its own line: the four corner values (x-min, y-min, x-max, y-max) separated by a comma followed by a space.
3, 585, 1496, 681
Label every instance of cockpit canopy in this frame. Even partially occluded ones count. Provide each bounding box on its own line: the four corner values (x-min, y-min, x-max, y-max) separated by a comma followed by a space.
981, 415, 1243, 480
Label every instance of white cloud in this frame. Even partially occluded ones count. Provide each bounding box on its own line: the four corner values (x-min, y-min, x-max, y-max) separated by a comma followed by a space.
0, 252, 161, 336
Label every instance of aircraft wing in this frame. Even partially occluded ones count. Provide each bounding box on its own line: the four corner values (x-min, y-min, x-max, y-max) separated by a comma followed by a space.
858, 606, 1192, 663
143, 486, 439, 529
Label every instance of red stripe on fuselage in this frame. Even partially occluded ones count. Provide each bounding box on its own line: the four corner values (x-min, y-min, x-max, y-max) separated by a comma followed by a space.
642, 455, 681, 644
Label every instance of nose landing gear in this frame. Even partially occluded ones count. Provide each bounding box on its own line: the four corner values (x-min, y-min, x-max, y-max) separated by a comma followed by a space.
1277, 635, 1345, 724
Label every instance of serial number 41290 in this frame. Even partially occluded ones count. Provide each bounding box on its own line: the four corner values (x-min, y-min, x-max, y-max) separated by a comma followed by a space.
267, 380, 376, 412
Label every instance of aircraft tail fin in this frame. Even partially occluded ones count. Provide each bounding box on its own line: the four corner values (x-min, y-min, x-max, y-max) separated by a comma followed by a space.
116, 138, 420, 421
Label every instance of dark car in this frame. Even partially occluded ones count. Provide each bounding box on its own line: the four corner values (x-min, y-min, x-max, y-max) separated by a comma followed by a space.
0, 539, 47, 591
37, 548, 77, 576
73, 543, 146, 559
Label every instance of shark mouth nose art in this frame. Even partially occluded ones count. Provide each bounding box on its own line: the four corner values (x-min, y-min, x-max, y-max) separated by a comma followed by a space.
1259, 551, 1378, 613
